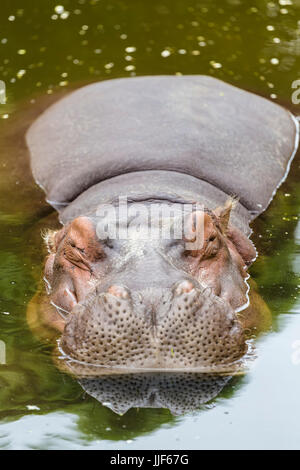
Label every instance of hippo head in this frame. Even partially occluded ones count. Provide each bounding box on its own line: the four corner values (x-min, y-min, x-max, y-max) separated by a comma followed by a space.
44, 199, 256, 373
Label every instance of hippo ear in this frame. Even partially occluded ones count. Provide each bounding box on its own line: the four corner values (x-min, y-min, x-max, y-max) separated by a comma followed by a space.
227, 226, 257, 266
213, 198, 237, 233
42, 229, 58, 254
41, 226, 67, 254
213, 198, 256, 266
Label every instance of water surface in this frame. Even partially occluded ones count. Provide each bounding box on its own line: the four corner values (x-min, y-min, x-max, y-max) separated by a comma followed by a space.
0, 0, 300, 450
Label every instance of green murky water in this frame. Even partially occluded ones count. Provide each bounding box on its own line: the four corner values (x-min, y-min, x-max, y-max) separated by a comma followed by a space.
0, 0, 300, 449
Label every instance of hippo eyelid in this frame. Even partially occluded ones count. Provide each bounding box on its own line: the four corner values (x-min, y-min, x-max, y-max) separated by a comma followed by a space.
63, 244, 92, 272
69, 239, 85, 253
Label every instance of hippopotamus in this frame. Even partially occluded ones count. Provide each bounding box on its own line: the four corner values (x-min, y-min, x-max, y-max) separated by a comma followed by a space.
25, 75, 299, 374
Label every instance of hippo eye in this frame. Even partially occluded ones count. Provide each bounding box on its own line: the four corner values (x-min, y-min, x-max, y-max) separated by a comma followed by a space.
70, 241, 85, 254
64, 243, 91, 271
202, 233, 220, 259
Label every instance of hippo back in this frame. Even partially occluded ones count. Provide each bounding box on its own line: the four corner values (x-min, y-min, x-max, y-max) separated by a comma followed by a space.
26, 75, 299, 215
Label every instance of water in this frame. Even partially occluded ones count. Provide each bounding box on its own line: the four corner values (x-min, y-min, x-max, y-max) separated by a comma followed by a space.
0, 0, 300, 450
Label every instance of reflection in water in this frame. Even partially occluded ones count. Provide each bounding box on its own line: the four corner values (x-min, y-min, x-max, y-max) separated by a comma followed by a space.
0, 0, 300, 449
78, 372, 232, 415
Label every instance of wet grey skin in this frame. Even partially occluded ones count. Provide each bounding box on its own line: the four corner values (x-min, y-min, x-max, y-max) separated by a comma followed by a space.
26, 75, 299, 373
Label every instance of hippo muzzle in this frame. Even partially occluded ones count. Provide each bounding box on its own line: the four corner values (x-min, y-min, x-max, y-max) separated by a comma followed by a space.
60, 279, 247, 372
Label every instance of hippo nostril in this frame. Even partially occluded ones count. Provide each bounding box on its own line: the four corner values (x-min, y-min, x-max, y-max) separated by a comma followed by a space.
174, 280, 195, 296
107, 285, 129, 299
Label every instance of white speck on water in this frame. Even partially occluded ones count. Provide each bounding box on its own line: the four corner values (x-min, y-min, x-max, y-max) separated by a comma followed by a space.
8, 15, 15, 22
125, 46, 136, 53
51, 14, 58, 20
270, 57, 279, 65
94, 48, 102, 54
161, 49, 171, 57
104, 62, 114, 69
61, 11, 70, 19
270, 93, 277, 99
54, 5, 65, 14
1, 38, 8, 44
105, 427, 111, 431
210, 60, 222, 68
125, 65, 135, 71
120, 34, 127, 40
266, 25, 275, 31
1, 311, 10, 315
26, 405, 40, 411
1, 114, 9, 119
17, 69, 26, 78
280, 8, 289, 14
17, 49, 26, 55
178, 49, 187, 54
273, 37, 281, 43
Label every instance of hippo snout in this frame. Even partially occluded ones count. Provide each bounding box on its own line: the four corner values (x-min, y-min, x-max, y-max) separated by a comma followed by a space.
60, 280, 247, 372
